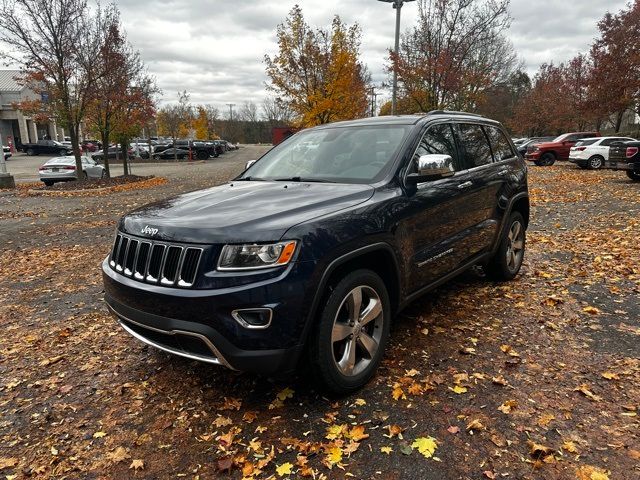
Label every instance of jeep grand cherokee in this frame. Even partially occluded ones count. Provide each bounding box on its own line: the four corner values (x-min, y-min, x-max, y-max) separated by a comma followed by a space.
103, 111, 529, 393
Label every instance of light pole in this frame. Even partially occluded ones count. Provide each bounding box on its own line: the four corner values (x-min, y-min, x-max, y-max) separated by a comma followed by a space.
378, 0, 416, 115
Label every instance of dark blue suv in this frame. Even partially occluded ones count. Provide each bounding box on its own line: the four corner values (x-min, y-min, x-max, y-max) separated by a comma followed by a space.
103, 112, 529, 393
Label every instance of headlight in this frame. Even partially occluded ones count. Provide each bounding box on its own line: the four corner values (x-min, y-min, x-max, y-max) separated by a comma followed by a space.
217, 241, 297, 270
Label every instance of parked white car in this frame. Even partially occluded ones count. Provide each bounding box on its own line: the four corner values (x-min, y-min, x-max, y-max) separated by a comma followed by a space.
569, 136, 636, 170
39, 155, 106, 186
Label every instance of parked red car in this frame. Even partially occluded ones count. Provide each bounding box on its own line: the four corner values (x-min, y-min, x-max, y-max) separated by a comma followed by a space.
525, 132, 600, 166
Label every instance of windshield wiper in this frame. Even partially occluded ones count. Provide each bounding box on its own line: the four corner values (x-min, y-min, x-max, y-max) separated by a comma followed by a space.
273, 176, 335, 183
236, 176, 265, 181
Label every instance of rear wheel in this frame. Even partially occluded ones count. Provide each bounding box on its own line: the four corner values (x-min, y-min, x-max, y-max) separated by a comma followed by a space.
486, 212, 526, 281
588, 155, 604, 170
59, 149, 67, 156
309, 270, 390, 394
43, 180, 54, 187
26, 148, 34, 156
627, 171, 640, 181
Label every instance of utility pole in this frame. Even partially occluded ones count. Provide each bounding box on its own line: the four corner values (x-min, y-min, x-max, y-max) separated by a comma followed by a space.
369, 86, 379, 117
377, 0, 416, 115
226, 103, 235, 121
0, 134, 16, 189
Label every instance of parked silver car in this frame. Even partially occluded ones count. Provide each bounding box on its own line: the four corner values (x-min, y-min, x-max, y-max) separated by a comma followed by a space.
39, 155, 106, 186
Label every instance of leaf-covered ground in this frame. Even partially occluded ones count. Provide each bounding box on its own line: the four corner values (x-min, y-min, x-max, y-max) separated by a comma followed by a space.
1, 152, 638, 479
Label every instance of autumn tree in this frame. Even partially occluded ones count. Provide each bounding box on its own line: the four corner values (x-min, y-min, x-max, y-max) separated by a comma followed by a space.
84, 5, 158, 177
389, 0, 517, 114
157, 91, 192, 160
0, 0, 107, 177
264, 5, 370, 127
262, 96, 294, 126
588, 0, 640, 131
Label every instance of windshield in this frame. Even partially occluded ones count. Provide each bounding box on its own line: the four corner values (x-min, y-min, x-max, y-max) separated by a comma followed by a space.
552, 134, 570, 142
241, 125, 410, 183
45, 157, 74, 165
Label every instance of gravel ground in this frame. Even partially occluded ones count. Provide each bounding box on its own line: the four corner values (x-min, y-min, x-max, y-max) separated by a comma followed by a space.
0, 153, 638, 480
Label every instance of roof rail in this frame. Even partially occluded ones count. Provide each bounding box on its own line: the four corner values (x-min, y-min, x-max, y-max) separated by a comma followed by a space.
427, 110, 483, 117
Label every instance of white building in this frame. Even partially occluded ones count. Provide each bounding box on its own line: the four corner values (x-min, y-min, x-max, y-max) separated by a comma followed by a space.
0, 70, 65, 151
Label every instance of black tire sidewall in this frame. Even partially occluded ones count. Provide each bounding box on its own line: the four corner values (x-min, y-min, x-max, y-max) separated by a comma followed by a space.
588, 156, 603, 169
627, 170, 640, 181
541, 153, 555, 166
310, 269, 391, 394
486, 211, 526, 281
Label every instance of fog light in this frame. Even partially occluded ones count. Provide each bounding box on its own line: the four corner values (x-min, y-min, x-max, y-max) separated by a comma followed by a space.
231, 308, 273, 329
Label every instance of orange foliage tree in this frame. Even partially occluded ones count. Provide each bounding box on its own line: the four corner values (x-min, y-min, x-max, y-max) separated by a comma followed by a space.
264, 5, 370, 127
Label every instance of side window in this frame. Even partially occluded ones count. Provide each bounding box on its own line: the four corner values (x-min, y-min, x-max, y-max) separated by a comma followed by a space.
484, 126, 516, 161
413, 123, 462, 171
457, 123, 493, 168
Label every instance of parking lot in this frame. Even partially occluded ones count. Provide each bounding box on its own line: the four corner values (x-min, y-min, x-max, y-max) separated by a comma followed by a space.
0, 150, 638, 479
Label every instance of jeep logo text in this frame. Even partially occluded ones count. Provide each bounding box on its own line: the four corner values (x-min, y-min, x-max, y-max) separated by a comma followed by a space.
141, 225, 159, 236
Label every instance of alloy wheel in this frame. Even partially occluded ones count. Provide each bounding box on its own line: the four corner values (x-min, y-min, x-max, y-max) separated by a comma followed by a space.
589, 156, 603, 169
331, 285, 384, 377
506, 220, 524, 272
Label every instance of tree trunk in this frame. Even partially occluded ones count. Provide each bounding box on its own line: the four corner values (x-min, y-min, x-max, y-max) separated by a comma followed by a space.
101, 130, 110, 178
615, 111, 624, 133
67, 123, 84, 181
121, 141, 129, 176
173, 136, 177, 161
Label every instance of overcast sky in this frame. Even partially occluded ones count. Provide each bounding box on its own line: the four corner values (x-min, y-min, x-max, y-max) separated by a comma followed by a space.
116, 0, 627, 113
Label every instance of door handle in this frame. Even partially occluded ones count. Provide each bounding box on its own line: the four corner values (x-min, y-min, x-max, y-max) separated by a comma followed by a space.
497, 170, 508, 176
457, 181, 473, 189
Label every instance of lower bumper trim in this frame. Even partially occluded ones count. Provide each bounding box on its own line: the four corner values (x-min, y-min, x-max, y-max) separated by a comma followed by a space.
107, 304, 236, 370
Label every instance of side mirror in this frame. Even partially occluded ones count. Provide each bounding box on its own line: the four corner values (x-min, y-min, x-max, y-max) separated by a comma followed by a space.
407, 154, 455, 184
245, 160, 257, 169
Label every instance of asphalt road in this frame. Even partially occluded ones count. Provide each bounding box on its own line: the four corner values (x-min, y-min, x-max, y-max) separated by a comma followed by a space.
4, 145, 272, 184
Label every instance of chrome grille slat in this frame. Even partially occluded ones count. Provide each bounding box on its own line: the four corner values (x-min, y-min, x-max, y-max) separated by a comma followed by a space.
110, 233, 203, 288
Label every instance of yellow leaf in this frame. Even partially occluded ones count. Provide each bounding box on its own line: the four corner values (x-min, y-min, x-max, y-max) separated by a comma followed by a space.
346, 425, 369, 442
575, 465, 609, 480
92, 431, 107, 438
562, 441, 578, 453
466, 419, 484, 431
326, 446, 342, 465
497, 400, 517, 414
392, 386, 406, 400
277, 387, 294, 402
129, 459, 144, 470
354, 398, 366, 406
582, 306, 601, 315
107, 446, 130, 464
412, 437, 438, 458
380, 446, 393, 454
325, 424, 347, 440
449, 385, 467, 394
601, 372, 619, 380
276, 462, 294, 476
0, 458, 18, 469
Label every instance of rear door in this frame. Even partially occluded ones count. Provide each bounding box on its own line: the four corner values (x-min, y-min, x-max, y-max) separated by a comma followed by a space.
452, 123, 505, 257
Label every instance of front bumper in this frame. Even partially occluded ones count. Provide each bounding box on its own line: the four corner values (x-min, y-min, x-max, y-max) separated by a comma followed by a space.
603, 160, 640, 171
102, 257, 316, 374
524, 151, 541, 160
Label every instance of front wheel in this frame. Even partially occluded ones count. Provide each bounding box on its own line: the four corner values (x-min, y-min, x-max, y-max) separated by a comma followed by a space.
60, 149, 67, 156
485, 212, 526, 281
627, 170, 640, 181
309, 269, 390, 394
540, 152, 556, 166
26, 148, 34, 156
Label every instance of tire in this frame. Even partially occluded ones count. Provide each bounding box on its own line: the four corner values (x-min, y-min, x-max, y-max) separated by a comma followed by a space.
587, 155, 604, 170
485, 211, 526, 281
43, 180, 54, 187
101, 170, 106, 178
627, 170, 640, 181
196, 150, 208, 160
577, 163, 589, 169
82, 172, 88, 180
540, 152, 556, 166
60, 149, 67, 156
26, 148, 34, 156
308, 269, 391, 394
179, 155, 185, 160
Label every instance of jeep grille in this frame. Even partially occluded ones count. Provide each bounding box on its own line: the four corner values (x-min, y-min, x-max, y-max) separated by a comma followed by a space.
109, 233, 203, 287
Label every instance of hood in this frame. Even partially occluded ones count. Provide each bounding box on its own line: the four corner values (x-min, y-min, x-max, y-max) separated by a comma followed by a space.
532, 141, 561, 149
120, 181, 375, 244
